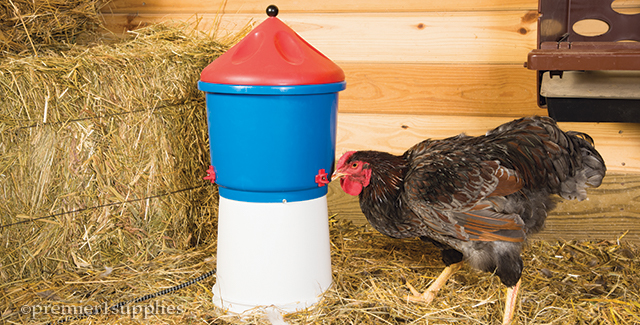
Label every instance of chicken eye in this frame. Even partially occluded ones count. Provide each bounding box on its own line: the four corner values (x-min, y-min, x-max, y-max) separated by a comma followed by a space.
351, 162, 359, 168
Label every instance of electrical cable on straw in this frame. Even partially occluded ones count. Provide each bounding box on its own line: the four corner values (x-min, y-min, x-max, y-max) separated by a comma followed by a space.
43, 269, 217, 325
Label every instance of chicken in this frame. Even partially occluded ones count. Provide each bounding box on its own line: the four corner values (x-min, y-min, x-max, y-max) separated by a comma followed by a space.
332, 116, 606, 324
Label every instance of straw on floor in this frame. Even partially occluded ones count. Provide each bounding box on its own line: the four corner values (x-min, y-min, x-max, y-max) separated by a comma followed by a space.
3, 217, 639, 324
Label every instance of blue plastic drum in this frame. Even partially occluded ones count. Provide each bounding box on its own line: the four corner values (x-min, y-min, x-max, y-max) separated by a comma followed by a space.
199, 81, 346, 203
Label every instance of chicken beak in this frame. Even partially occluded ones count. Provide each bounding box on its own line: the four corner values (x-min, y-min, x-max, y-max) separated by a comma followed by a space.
331, 171, 346, 181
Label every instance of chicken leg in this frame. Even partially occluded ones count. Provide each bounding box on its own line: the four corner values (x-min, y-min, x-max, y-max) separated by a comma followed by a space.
406, 262, 462, 303
502, 279, 521, 325
407, 263, 520, 324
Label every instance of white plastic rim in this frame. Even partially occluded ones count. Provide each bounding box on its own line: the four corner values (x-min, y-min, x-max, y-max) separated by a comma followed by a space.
212, 195, 333, 314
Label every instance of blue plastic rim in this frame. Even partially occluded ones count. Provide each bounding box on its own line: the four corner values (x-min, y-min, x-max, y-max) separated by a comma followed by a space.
199, 81, 346, 203
198, 82, 346, 96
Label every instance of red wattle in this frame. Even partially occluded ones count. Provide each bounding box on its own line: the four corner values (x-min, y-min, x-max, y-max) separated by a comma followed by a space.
340, 177, 363, 196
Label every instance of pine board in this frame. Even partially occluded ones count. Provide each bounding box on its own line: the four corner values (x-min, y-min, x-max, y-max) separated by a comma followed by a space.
336, 113, 640, 173
100, 11, 538, 64
327, 173, 640, 244
331, 112, 640, 244
102, 0, 640, 14
102, 0, 539, 13
542, 173, 640, 243
340, 63, 541, 116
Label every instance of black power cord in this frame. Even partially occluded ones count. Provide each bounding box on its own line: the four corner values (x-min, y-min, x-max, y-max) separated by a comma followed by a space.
44, 269, 217, 324
3, 184, 215, 323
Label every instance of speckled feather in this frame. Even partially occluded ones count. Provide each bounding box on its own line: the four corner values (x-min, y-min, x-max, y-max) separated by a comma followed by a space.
336, 116, 606, 287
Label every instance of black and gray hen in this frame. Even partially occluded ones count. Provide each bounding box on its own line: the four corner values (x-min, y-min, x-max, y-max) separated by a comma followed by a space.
332, 116, 606, 324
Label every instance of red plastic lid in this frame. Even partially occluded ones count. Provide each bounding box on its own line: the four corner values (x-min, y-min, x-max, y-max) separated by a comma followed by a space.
200, 8, 344, 86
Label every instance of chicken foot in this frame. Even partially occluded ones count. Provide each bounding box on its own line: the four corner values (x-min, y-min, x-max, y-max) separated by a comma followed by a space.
406, 262, 462, 303
502, 279, 521, 325
407, 262, 520, 324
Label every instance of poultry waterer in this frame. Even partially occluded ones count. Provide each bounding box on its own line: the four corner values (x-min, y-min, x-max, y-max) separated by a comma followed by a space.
198, 5, 346, 314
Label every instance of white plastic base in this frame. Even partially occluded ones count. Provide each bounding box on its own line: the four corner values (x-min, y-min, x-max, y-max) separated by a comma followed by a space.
212, 195, 332, 314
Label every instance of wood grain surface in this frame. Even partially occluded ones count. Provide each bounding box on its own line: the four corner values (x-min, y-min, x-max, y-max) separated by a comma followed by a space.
327, 173, 640, 244
102, 0, 539, 13
331, 113, 640, 243
336, 113, 640, 173
101, 11, 538, 64
103, 0, 640, 14
340, 63, 540, 116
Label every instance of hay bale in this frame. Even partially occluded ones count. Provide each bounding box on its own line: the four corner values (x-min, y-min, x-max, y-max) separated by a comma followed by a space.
0, 0, 110, 55
0, 23, 248, 282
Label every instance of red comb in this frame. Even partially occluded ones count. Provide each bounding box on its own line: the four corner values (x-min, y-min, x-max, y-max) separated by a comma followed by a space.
336, 151, 356, 169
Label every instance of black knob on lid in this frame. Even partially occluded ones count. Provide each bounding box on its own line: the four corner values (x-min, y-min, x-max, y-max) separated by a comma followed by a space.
266, 5, 279, 17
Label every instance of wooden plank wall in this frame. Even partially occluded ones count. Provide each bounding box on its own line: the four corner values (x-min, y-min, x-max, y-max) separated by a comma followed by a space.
101, 1, 640, 243
101, 0, 640, 175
